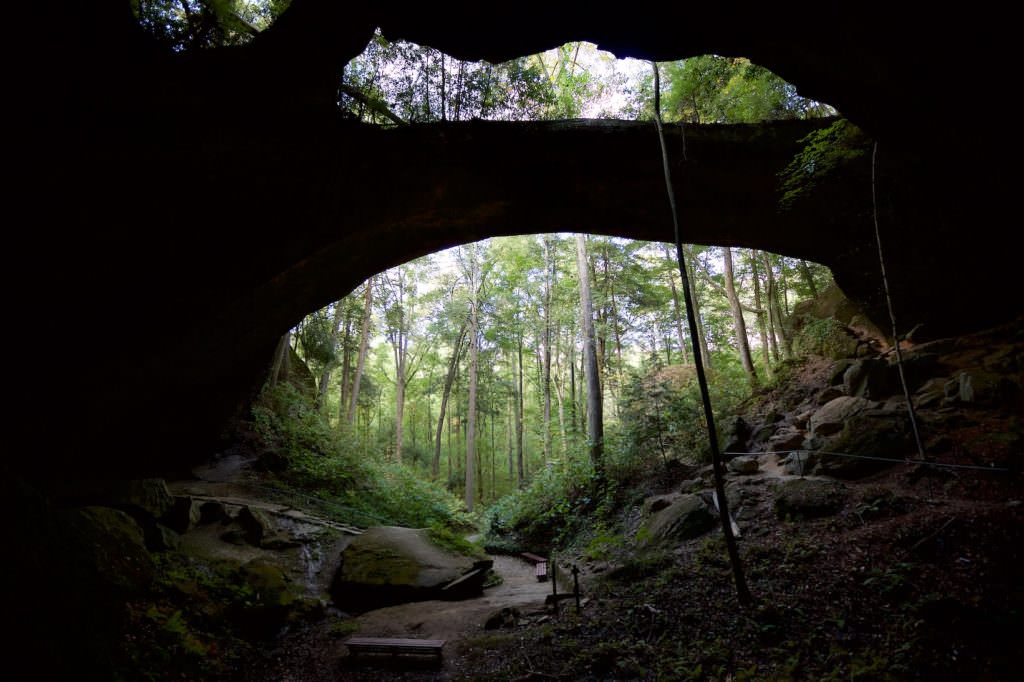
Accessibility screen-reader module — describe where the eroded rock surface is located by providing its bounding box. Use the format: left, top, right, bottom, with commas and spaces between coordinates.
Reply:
330, 526, 491, 611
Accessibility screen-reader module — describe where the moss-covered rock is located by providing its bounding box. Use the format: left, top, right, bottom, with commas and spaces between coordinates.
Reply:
793, 317, 860, 359
817, 410, 913, 478
809, 396, 873, 436
60, 506, 155, 592
330, 526, 491, 611
643, 494, 715, 543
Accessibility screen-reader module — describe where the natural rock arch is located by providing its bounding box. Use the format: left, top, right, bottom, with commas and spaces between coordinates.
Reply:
16, 2, 1014, 475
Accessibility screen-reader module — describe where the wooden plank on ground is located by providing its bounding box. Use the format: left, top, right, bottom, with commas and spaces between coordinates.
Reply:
345, 637, 445, 657
521, 552, 547, 564
440, 568, 482, 591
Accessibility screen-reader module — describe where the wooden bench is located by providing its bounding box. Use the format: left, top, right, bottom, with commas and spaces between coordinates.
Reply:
345, 637, 445, 659
521, 552, 549, 582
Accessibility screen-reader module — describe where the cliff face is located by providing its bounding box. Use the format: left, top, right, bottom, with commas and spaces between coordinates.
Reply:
13, 4, 1016, 475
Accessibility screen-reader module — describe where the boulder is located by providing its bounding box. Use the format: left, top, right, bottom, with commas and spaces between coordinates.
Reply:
718, 415, 750, 455
809, 396, 874, 436
774, 479, 846, 519
59, 506, 154, 593
238, 506, 275, 546
234, 558, 301, 638
816, 410, 913, 478
727, 456, 760, 475
914, 378, 947, 409
749, 422, 778, 447
894, 351, 941, 392
56, 479, 175, 520
843, 359, 896, 399
643, 494, 715, 542
484, 607, 520, 630
767, 427, 806, 453
162, 495, 201, 534
815, 387, 845, 405
829, 359, 856, 386
678, 479, 702, 494
143, 522, 181, 552
643, 493, 681, 515
793, 410, 814, 429
330, 526, 492, 611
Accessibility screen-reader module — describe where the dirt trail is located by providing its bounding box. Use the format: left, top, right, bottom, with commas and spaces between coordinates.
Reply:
253, 555, 553, 681
353, 555, 552, 642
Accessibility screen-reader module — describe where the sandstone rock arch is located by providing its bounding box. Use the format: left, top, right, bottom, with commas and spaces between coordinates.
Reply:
17, 2, 1013, 474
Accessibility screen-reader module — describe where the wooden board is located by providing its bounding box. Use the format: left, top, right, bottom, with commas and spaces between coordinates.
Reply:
440, 568, 482, 591
345, 637, 445, 657
521, 552, 547, 564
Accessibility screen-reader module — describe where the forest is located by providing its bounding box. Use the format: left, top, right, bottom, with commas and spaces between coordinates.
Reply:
12, 4, 1022, 681
276, 235, 830, 510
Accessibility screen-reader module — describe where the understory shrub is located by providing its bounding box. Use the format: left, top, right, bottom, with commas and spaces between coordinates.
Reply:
250, 383, 470, 530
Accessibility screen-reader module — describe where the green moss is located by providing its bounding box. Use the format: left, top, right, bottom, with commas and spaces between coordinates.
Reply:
793, 318, 857, 359
328, 619, 360, 638
427, 524, 488, 560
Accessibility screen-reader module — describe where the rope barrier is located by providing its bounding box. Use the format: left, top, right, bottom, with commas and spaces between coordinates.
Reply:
722, 449, 1013, 473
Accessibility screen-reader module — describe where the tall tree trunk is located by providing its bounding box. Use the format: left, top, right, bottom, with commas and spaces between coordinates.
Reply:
578, 350, 586, 433
575, 234, 604, 477
317, 303, 345, 411
490, 405, 496, 494
340, 308, 354, 409
439, 52, 446, 122
347, 277, 374, 426
553, 332, 568, 458
780, 258, 791, 316
685, 246, 712, 369
269, 331, 290, 387
649, 319, 660, 367
465, 317, 478, 513
464, 250, 481, 512
723, 247, 758, 385
394, 342, 405, 463
507, 392, 514, 481
516, 333, 525, 487
569, 344, 577, 436
749, 251, 772, 371
798, 259, 819, 298
609, 288, 626, 418
434, 322, 467, 479
763, 252, 793, 359
664, 245, 690, 364
542, 236, 553, 464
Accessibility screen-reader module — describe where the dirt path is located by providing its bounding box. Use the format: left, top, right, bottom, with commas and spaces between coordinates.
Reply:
253, 555, 553, 681
353, 555, 551, 642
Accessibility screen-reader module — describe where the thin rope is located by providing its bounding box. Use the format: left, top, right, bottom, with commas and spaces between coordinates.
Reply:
651, 62, 751, 605
872, 142, 926, 460
722, 449, 1012, 473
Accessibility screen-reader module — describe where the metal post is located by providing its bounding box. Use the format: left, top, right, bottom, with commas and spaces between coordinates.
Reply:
572, 564, 581, 614
551, 553, 558, 616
